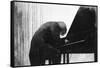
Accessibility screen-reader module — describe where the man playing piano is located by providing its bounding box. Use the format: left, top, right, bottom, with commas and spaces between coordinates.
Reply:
29, 21, 68, 66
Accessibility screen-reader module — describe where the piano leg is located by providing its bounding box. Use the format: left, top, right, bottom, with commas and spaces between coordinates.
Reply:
45, 60, 49, 65
61, 54, 64, 64
65, 53, 67, 63
61, 53, 68, 64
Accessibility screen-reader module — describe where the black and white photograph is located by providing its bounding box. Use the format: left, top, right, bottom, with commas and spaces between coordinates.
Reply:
11, 1, 97, 67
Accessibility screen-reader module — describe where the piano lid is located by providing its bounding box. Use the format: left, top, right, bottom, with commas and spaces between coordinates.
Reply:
66, 6, 97, 42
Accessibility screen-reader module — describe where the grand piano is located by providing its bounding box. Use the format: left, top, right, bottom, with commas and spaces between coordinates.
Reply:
60, 6, 97, 53
58, 6, 97, 63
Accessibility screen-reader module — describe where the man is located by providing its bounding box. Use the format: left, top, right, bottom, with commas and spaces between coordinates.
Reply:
29, 21, 67, 66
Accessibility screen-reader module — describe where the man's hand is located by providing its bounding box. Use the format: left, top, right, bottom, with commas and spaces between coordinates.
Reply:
65, 39, 69, 44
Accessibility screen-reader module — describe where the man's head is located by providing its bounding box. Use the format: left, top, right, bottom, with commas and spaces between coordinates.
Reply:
45, 21, 67, 37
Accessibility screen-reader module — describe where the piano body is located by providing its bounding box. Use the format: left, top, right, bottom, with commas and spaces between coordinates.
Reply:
60, 6, 97, 53
58, 6, 97, 64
